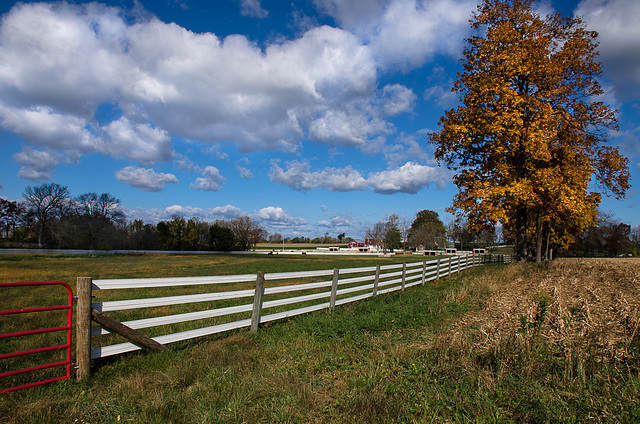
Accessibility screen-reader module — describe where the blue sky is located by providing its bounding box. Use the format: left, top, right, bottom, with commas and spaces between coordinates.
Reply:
0, 0, 638, 239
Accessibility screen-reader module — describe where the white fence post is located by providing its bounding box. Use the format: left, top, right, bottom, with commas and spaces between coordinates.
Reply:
421, 261, 426, 285
329, 268, 339, 311
250, 271, 265, 333
436, 258, 441, 280
372, 264, 381, 295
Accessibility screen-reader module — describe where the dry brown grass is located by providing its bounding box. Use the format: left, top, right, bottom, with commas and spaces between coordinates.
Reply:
444, 258, 640, 365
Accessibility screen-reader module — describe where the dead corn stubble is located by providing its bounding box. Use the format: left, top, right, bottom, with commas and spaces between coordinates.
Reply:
442, 258, 640, 363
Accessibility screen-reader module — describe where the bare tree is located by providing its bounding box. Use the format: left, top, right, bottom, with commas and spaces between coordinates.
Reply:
228, 216, 264, 251
366, 221, 386, 251
22, 182, 71, 247
366, 215, 402, 252
73, 192, 125, 249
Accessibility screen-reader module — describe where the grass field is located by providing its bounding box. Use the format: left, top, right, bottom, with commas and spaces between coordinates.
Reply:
1, 255, 639, 423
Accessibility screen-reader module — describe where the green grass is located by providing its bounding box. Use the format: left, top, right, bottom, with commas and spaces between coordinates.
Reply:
0, 252, 420, 284
2, 256, 638, 423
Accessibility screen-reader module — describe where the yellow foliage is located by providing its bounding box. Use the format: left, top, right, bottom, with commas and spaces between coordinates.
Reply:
429, 0, 630, 258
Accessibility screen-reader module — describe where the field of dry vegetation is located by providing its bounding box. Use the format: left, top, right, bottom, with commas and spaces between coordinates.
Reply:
2, 256, 640, 423
445, 258, 640, 364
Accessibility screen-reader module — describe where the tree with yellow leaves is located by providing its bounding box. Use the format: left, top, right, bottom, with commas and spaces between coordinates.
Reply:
429, 0, 630, 262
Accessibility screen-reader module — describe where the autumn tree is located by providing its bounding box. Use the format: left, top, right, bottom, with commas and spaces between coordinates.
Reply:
429, 0, 630, 262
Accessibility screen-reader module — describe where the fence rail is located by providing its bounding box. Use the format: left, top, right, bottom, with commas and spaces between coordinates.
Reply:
76, 254, 486, 379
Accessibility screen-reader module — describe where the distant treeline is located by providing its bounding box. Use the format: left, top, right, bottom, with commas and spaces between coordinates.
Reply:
1, 182, 638, 256
0, 183, 348, 251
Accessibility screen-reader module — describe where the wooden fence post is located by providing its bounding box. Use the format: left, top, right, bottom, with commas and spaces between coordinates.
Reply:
76, 277, 92, 380
401, 263, 407, 292
421, 261, 426, 285
448, 257, 452, 277
251, 272, 265, 333
329, 268, 339, 311
372, 264, 381, 295
436, 258, 441, 280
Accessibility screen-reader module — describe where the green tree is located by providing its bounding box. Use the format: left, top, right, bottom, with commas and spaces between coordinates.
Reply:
157, 215, 189, 250
408, 210, 447, 250
208, 221, 236, 251
384, 214, 402, 252
429, 0, 630, 262
0, 198, 27, 241
128, 219, 160, 250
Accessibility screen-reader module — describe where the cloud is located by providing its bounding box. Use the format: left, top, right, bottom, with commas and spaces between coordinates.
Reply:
270, 160, 448, 194
165, 204, 243, 219
115, 166, 179, 191
269, 160, 368, 192
124, 204, 244, 222
253, 206, 308, 229
174, 153, 202, 173
13, 147, 64, 181
0, 104, 95, 151
576, 0, 640, 98
237, 166, 254, 179
383, 132, 432, 167
190, 166, 226, 191
314, 0, 478, 70
308, 83, 415, 150
424, 83, 458, 109
317, 212, 357, 228
102, 117, 172, 163
0, 1, 428, 178
367, 161, 448, 194
235, 157, 254, 178
236, 0, 268, 18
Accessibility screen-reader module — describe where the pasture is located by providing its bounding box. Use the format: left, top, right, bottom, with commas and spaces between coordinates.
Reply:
1, 255, 639, 422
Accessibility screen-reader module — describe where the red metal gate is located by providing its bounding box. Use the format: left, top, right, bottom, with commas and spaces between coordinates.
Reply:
0, 281, 73, 393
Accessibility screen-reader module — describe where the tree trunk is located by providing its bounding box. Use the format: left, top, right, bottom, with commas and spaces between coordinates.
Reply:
545, 227, 551, 261
536, 214, 542, 264
516, 206, 527, 260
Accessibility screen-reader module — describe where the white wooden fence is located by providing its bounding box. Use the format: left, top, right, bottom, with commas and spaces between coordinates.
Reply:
75, 255, 482, 378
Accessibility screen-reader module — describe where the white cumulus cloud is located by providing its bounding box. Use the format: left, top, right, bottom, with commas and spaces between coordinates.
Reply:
368, 161, 448, 194
190, 166, 226, 191
254, 206, 308, 229
314, 0, 478, 70
270, 160, 448, 194
13, 147, 64, 181
115, 166, 179, 192
0, 1, 423, 180
269, 160, 368, 192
